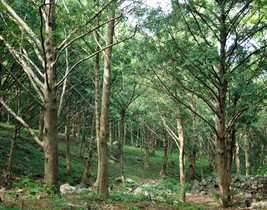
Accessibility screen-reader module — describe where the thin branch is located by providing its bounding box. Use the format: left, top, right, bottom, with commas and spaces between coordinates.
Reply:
0, 62, 44, 107
1, 0, 42, 49
0, 98, 43, 147
56, 25, 138, 87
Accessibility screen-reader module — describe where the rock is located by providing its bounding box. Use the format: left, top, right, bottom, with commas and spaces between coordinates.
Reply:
251, 200, 267, 209
200, 191, 207, 195
191, 179, 201, 192
186, 192, 193, 196
60, 183, 75, 195
64, 202, 89, 210
114, 177, 123, 185
126, 187, 133, 193
205, 176, 213, 184
110, 155, 118, 162
126, 178, 138, 186
16, 189, 24, 193
202, 179, 207, 186
126, 178, 136, 184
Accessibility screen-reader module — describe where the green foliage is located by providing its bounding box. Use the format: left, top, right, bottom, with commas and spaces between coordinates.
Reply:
256, 158, 267, 175
135, 177, 189, 204
0, 207, 20, 210
10, 176, 57, 198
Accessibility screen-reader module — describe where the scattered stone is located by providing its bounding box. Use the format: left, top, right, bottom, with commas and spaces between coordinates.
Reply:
191, 179, 201, 192
16, 189, 24, 193
64, 202, 89, 210
110, 155, 118, 162
114, 177, 123, 185
200, 191, 207, 195
251, 200, 267, 209
189, 175, 267, 208
60, 183, 75, 195
60, 183, 91, 195
126, 178, 138, 187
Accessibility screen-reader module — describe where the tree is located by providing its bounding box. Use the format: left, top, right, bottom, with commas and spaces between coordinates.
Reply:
93, 2, 116, 197
0, 0, 129, 188
138, 0, 267, 207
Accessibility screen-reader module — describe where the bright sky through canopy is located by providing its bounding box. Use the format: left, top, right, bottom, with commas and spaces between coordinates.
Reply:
145, 0, 172, 13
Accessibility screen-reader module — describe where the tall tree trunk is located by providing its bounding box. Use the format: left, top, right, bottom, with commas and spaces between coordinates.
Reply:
38, 110, 44, 141
65, 104, 71, 175
136, 129, 139, 147
244, 133, 250, 176
144, 141, 150, 169
188, 110, 196, 182
76, 115, 80, 143
109, 122, 113, 152
216, 5, 233, 207
199, 136, 204, 180
235, 139, 240, 175
177, 107, 185, 202
118, 110, 126, 183
93, 8, 115, 196
92, 8, 101, 188
161, 126, 167, 176
81, 114, 95, 185
42, 1, 58, 187
123, 123, 126, 145
7, 124, 20, 178
130, 126, 133, 146
80, 115, 86, 158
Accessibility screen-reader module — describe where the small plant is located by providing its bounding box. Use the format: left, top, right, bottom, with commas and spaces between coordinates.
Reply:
256, 157, 267, 175
0, 206, 20, 210
121, 201, 139, 210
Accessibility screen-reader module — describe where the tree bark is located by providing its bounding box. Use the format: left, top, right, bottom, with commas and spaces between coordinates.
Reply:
93, 7, 115, 196
7, 124, 20, 177
109, 122, 113, 152
235, 139, 240, 176
144, 139, 150, 169
188, 110, 196, 182
244, 133, 250, 177
177, 107, 185, 202
80, 115, 86, 158
42, 1, 58, 187
81, 114, 95, 185
118, 110, 126, 183
65, 103, 71, 175
161, 126, 167, 176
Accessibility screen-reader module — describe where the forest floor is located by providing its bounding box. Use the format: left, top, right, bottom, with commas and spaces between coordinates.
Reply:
0, 186, 221, 210
0, 123, 252, 209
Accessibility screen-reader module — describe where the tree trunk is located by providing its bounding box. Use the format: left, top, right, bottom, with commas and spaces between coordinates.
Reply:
136, 129, 139, 147
235, 139, 240, 176
92, 11, 101, 189
38, 110, 44, 141
177, 107, 185, 202
123, 123, 126, 145
199, 136, 204, 180
131, 126, 133, 146
65, 104, 71, 175
118, 110, 126, 183
7, 124, 20, 177
76, 115, 80, 143
244, 133, 250, 177
188, 111, 196, 182
42, 1, 58, 187
93, 8, 115, 196
81, 114, 95, 185
144, 142, 150, 169
80, 115, 86, 158
161, 126, 167, 176
109, 122, 113, 152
